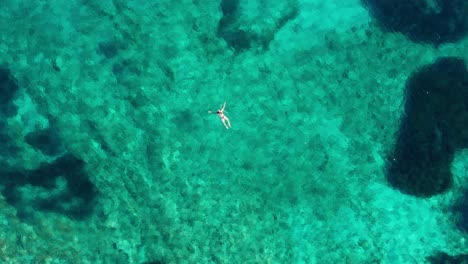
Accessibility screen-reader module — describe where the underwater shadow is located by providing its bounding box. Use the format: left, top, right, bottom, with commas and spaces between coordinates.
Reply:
361, 0, 468, 45
386, 57, 468, 197
0, 154, 97, 221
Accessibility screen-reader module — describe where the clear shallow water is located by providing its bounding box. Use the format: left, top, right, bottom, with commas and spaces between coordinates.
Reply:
0, 0, 467, 263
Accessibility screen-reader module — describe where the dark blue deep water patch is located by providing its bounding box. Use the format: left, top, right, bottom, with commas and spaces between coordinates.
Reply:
454, 189, 468, 234
387, 57, 468, 197
25, 123, 64, 156
0, 154, 97, 220
427, 251, 468, 263
217, 0, 252, 52
0, 66, 19, 116
362, 0, 468, 45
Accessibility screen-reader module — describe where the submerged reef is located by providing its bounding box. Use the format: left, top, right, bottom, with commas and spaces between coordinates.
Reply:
387, 57, 468, 197
362, 0, 468, 45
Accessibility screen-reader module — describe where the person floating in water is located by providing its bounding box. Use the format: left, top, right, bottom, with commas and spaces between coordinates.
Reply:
209, 102, 231, 129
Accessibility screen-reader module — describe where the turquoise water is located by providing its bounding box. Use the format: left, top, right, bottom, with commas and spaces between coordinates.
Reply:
0, 0, 467, 263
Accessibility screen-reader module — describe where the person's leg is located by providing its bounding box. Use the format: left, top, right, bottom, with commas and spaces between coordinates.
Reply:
224, 117, 231, 129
